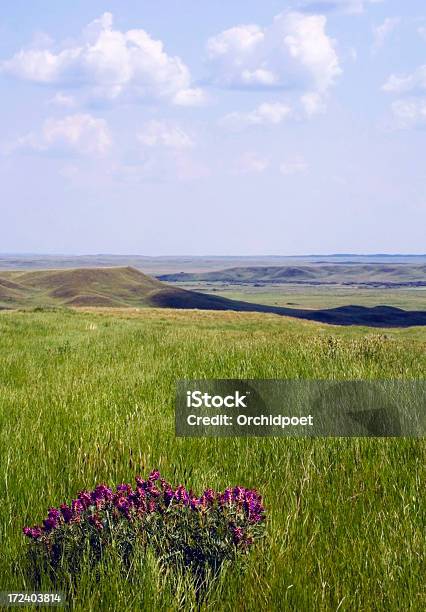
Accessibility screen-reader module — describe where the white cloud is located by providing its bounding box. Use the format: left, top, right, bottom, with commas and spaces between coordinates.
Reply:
207, 25, 264, 59
372, 18, 400, 52
390, 99, 426, 129
1, 12, 203, 106
132, 120, 207, 182
280, 156, 308, 175
383, 65, 426, 95
173, 88, 207, 107
382, 45, 426, 129
294, 0, 384, 15
14, 113, 112, 156
48, 92, 76, 108
206, 11, 341, 95
233, 152, 269, 175
221, 102, 292, 128
301, 91, 326, 116
418, 26, 426, 41
138, 121, 194, 149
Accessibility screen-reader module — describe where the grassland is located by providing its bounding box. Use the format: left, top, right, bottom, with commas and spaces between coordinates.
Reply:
1, 267, 426, 328
159, 262, 426, 286
0, 307, 425, 611
172, 281, 426, 311
2, 254, 425, 275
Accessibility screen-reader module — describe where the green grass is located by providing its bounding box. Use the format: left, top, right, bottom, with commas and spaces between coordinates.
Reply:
0, 308, 425, 611
177, 282, 426, 311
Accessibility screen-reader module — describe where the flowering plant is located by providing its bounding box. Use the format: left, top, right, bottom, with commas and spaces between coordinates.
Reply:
24, 471, 266, 579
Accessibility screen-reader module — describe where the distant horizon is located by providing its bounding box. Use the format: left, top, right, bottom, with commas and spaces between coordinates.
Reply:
1, 252, 426, 258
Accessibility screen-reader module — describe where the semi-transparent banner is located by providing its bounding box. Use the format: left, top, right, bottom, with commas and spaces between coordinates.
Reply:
176, 380, 426, 437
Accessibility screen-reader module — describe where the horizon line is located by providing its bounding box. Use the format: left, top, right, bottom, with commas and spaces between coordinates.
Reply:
1, 252, 426, 258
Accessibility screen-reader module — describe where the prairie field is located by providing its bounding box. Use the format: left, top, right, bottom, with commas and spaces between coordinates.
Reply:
0, 307, 425, 611
171, 282, 426, 311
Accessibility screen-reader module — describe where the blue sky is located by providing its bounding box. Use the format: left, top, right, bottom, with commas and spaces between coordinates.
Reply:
0, 0, 425, 255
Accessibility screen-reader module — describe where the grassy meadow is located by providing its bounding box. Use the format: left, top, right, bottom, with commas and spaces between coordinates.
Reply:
175, 281, 426, 311
0, 307, 425, 610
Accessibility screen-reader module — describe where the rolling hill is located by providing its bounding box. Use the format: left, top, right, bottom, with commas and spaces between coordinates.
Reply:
0, 267, 181, 309
1, 254, 426, 275
158, 264, 426, 287
0, 266, 426, 327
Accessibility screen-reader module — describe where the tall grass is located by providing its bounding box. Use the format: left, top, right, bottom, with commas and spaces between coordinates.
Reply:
0, 308, 425, 610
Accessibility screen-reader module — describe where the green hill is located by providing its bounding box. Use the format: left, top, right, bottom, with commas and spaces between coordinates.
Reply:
1, 266, 426, 328
158, 263, 426, 287
0, 267, 187, 309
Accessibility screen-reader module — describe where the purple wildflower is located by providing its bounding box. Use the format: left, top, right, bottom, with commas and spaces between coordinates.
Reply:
77, 491, 92, 510
220, 488, 233, 505
92, 484, 113, 503
23, 526, 42, 539
60, 504, 73, 523
163, 487, 174, 505
231, 526, 244, 544
175, 485, 189, 504
200, 489, 216, 507
233, 487, 245, 503
190, 497, 200, 510
114, 496, 130, 512
22, 471, 266, 570
43, 517, 58, 532
71, 499, 84, 514
116, 483, 132, 495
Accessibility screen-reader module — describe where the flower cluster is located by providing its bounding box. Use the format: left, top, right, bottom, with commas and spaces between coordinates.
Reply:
23, 471, 265, 577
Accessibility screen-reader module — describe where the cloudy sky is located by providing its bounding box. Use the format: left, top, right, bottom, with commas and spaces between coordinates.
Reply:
1, 0, 425, 255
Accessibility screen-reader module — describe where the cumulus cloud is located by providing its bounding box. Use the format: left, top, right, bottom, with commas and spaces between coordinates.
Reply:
137, 121, 194, 149
0, 12, 204, 106
13, 113, 112, 156
294, 0, 384, 15
220, 102, 292, 128
372, 17, 400, 52
233, 152, 269, 175
206, 11, 341, 95
383, 65, 426, 95
389, 99, 426, 129
382, 43, 426, 129
280, 156, 308, 175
